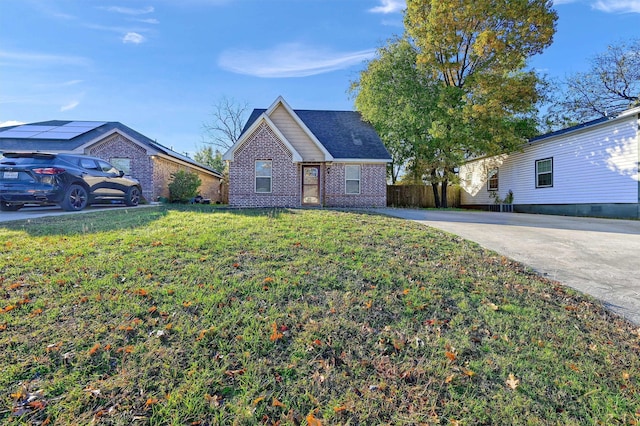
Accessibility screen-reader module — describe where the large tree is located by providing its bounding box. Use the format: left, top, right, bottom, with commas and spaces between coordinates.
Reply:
402, 0, 556, 206
202, 96, 249, 151
350, 38, 438, 185
547, 38, 640, 125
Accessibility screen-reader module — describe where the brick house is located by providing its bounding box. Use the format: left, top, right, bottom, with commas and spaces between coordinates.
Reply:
0, 121, 224, 202
223, 97, 391, 208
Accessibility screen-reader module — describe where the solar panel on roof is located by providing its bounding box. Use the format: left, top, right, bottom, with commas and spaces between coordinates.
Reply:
0, 130, 42, 138
5, 125, 57, 132
40, 132, 85, 139
62, 121, 106, 128
0, 121, 106, 140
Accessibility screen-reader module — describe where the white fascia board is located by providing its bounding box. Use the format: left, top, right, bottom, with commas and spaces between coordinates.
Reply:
77, 128, 159, 156
266, 96, 334, 161
222, 113, 303, 163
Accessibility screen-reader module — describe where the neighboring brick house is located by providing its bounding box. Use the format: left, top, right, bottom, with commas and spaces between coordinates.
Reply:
223, 97, 391, 208
0, 121, 223, 202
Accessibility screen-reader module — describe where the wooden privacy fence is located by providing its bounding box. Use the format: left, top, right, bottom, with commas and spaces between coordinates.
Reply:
387, 185, 460, 208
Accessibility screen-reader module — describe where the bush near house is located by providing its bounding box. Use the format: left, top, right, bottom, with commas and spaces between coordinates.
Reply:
168, 170, 202, 203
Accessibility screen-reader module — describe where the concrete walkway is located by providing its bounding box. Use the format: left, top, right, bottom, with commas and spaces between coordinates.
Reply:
373, 208, 640, 325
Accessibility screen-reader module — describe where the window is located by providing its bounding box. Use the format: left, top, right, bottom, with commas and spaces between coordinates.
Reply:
487, 168, 499, 191
79, 158, 99, 170
255, 160, 272, 193
535, 158, 553, 188
345, 165, 361, 194
110, 158, 131, 174
97, 160, 119, 174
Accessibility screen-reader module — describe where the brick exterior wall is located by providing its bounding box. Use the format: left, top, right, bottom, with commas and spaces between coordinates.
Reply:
228, 123, 388, 208
87, 133, 221, 203
324, 163, 387, 208
152, 156, 222, 202
228, 123, 300, 207
87, 134, 153, 200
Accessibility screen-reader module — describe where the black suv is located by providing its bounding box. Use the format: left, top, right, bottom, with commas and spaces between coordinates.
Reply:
0, 152, 142, 211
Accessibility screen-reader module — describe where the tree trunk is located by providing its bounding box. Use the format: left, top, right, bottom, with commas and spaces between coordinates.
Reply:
430, 169, 441, 208
441, 179, 449, 209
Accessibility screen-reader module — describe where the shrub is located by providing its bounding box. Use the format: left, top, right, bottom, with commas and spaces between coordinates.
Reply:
168, 170, 201, 203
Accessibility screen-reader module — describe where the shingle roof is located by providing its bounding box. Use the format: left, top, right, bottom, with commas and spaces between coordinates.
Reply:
242, 109, 391, 161
0, 121, 222, 176
528, 115, 611, 144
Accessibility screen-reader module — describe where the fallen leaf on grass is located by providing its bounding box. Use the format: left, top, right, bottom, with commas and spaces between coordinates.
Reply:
46, 342, 63, 352
462, 369, 475, 377
225, 368, 245, 377
88, 343, 101, 356
145, 398, 159, 408
506, 373, 520, 390
272, 398, 286, 408
445, 351, 456, 361
270, 322, 284, 341
306, 412, 322, 426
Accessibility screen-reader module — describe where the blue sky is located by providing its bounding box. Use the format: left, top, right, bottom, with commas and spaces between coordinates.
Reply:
1, 0, 639, 157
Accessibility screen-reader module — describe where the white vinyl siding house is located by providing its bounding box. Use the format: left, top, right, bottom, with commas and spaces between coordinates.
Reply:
460, 107, 640, 219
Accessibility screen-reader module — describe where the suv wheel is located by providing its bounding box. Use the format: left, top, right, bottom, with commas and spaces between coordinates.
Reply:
61, 184, 88, 211
125, 186, 141, 206
0, 201, 22, 211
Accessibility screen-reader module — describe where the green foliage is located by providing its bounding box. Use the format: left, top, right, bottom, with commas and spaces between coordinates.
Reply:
352, 0, 557, 206
168, 169, 201, 202
351, 38, 438, 184
194, 145, 226, 173
0, 207, 638, 425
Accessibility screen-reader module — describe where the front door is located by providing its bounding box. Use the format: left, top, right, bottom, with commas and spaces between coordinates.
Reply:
302, 165, 320, 205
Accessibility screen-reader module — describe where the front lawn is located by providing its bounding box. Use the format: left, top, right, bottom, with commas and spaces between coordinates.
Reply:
0, 206, 638, 425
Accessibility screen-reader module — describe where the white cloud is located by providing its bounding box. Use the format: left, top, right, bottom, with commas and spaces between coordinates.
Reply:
369, 0, 405, 14
0, 50, 89, 67
592, 0, 640, 13
60, 100, 80, 112
123, 32, 146, 44
134, 18, 160, 24
0, 120, 24, 128
101, 6, 155, 15
218, 43, 376, 78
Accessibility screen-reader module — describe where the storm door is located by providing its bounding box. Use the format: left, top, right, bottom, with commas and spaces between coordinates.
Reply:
302, 165, 320, 205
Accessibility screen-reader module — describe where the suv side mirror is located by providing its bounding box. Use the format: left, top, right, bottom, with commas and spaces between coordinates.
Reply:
118, 170, 125, 177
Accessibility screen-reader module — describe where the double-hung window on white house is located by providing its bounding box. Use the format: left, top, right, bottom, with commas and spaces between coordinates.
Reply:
255, 160, 272, 193
345, 165, 361, 194
487, 168, 499, 191
535, 158, 553, 188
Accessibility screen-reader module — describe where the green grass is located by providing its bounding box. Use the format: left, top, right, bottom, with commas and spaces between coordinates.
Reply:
0, 206, 638, 425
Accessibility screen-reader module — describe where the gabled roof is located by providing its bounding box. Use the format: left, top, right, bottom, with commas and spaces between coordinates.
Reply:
233, 96, 391, 162
0, 121, 223, 177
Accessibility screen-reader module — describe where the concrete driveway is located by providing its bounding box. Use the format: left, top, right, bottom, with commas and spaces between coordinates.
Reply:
0, 203, 158, 223
374, 208, 640, 325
